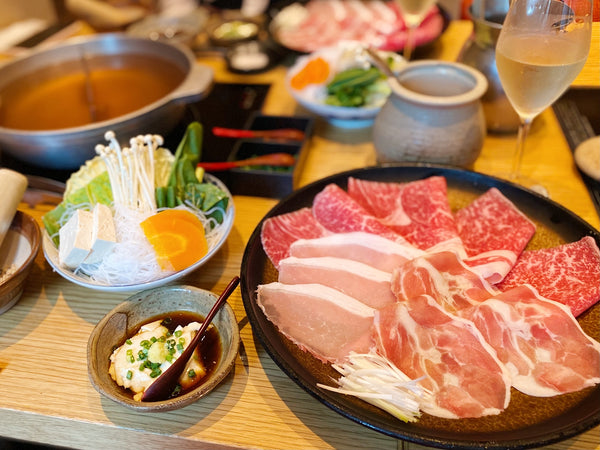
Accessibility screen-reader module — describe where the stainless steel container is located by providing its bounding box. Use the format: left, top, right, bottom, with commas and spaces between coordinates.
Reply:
0, 34, 213, 169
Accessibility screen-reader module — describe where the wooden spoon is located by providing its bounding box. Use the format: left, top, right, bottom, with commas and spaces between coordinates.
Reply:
141, 276, 240, 402
197, 153, 296, 171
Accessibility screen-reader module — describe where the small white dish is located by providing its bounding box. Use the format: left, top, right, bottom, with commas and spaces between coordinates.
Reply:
574, 136, 600, 181
286, 41, 405, 128
42, 174, 235, 293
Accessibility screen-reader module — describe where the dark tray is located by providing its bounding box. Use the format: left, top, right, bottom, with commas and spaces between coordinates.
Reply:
225, 113, 314, 198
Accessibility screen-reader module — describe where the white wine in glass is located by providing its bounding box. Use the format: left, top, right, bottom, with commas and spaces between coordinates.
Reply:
395, 0, 437, 60
495, 0, 592, 191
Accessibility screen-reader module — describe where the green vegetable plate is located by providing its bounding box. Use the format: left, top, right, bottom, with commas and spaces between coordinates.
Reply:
286, 41, 406, 129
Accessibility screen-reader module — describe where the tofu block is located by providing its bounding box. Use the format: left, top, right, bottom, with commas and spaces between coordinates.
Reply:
86, 203, 117, 265
58, 209, 93, 270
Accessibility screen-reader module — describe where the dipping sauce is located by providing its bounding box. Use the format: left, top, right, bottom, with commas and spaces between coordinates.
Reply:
0, 55, 186, 131
109, 311, 221, 401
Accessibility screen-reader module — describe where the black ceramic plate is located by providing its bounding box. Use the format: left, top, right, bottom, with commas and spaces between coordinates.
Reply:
240, 164, 600, 449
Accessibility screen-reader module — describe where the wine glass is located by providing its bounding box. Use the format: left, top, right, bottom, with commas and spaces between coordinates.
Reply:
395, 0, 437, 60
495, 0, 592, 192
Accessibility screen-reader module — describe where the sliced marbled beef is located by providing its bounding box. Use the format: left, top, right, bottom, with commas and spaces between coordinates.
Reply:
261, 207, 329, 269
312, 183, 412, 245
347, 176, 466, 255
455, 188, 536, 284
497, 236, 600, 316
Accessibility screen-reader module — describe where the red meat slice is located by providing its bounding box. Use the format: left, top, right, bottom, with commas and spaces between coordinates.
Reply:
256, 282, 375, 363
289, 231, 425, 273
347, 176, 465, 255
278, 256, 396, 309
391, 251, 499, 313
373, 295, 511, 418
497, 236, 600, 316
455, 188, 536, 284
312, 183, 412, 245
261, 207, 329, 269
461, 285, 600, 396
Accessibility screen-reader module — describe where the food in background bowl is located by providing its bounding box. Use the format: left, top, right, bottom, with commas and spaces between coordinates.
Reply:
270, 0, 445, 53
286, 41, 405, 128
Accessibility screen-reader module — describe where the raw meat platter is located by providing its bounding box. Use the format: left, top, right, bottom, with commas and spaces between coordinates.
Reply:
268, 0, 450, 54
240, 164, 600, 449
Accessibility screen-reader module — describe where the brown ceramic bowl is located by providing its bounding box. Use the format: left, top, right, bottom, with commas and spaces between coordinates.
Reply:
0, 211, 41, 314
87, 285, 240, 412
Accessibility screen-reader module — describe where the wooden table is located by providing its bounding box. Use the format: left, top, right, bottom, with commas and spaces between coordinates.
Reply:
1, 21, 599, 450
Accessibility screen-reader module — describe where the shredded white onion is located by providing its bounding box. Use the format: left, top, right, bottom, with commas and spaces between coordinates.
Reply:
77, 204, 165, 285
318, 351, 432, 423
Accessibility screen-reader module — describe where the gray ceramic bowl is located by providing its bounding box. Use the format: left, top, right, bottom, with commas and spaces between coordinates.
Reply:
0, 211, 41, 314
87, 285, 239, 412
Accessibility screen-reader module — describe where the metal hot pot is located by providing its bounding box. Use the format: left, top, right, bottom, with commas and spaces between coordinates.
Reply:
0, 33, 213, 169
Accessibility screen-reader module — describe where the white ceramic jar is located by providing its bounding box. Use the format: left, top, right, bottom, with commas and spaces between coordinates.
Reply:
373, 60, 488, 167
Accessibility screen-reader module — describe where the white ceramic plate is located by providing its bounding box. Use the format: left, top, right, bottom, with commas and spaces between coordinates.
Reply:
43, 174, 235, 293
286, 41, 405, 128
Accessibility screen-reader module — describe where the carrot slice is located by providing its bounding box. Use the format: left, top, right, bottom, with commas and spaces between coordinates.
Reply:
290, 57, 330, 90
141, 209, 208, 271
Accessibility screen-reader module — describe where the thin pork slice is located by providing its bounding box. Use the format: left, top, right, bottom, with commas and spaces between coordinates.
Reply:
278, 256, 396, 309
256, 282, 375, 363
289, 231, 425, 272
497, 236, 600, 317
461, 285, 600, 396
312, 183, 412, 245
373, 295, 511, 419
347, 176, 466, 255
391, 251, 499, 312
454, 188, 536, 284
261, 207, 329, 269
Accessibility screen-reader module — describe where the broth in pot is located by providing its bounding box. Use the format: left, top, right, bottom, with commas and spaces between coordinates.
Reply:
0, 55, 186, 131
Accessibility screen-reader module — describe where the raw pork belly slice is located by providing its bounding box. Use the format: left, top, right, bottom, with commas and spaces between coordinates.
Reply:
455, 188, 536, 284
461, 285, 600, 396
497, 236, 600, 317
278, 256, 396, 309
256, 282, 375, 363
289, 231, 425, 272
347, 176, 465, 255
373, 295, 511, 419
312, 183, 411, 245
261, 207, 329, 269
391, 251, 499, 312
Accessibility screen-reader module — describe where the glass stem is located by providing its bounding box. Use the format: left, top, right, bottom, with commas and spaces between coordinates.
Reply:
403, 25, 415, 61
510, 117, 532, 181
